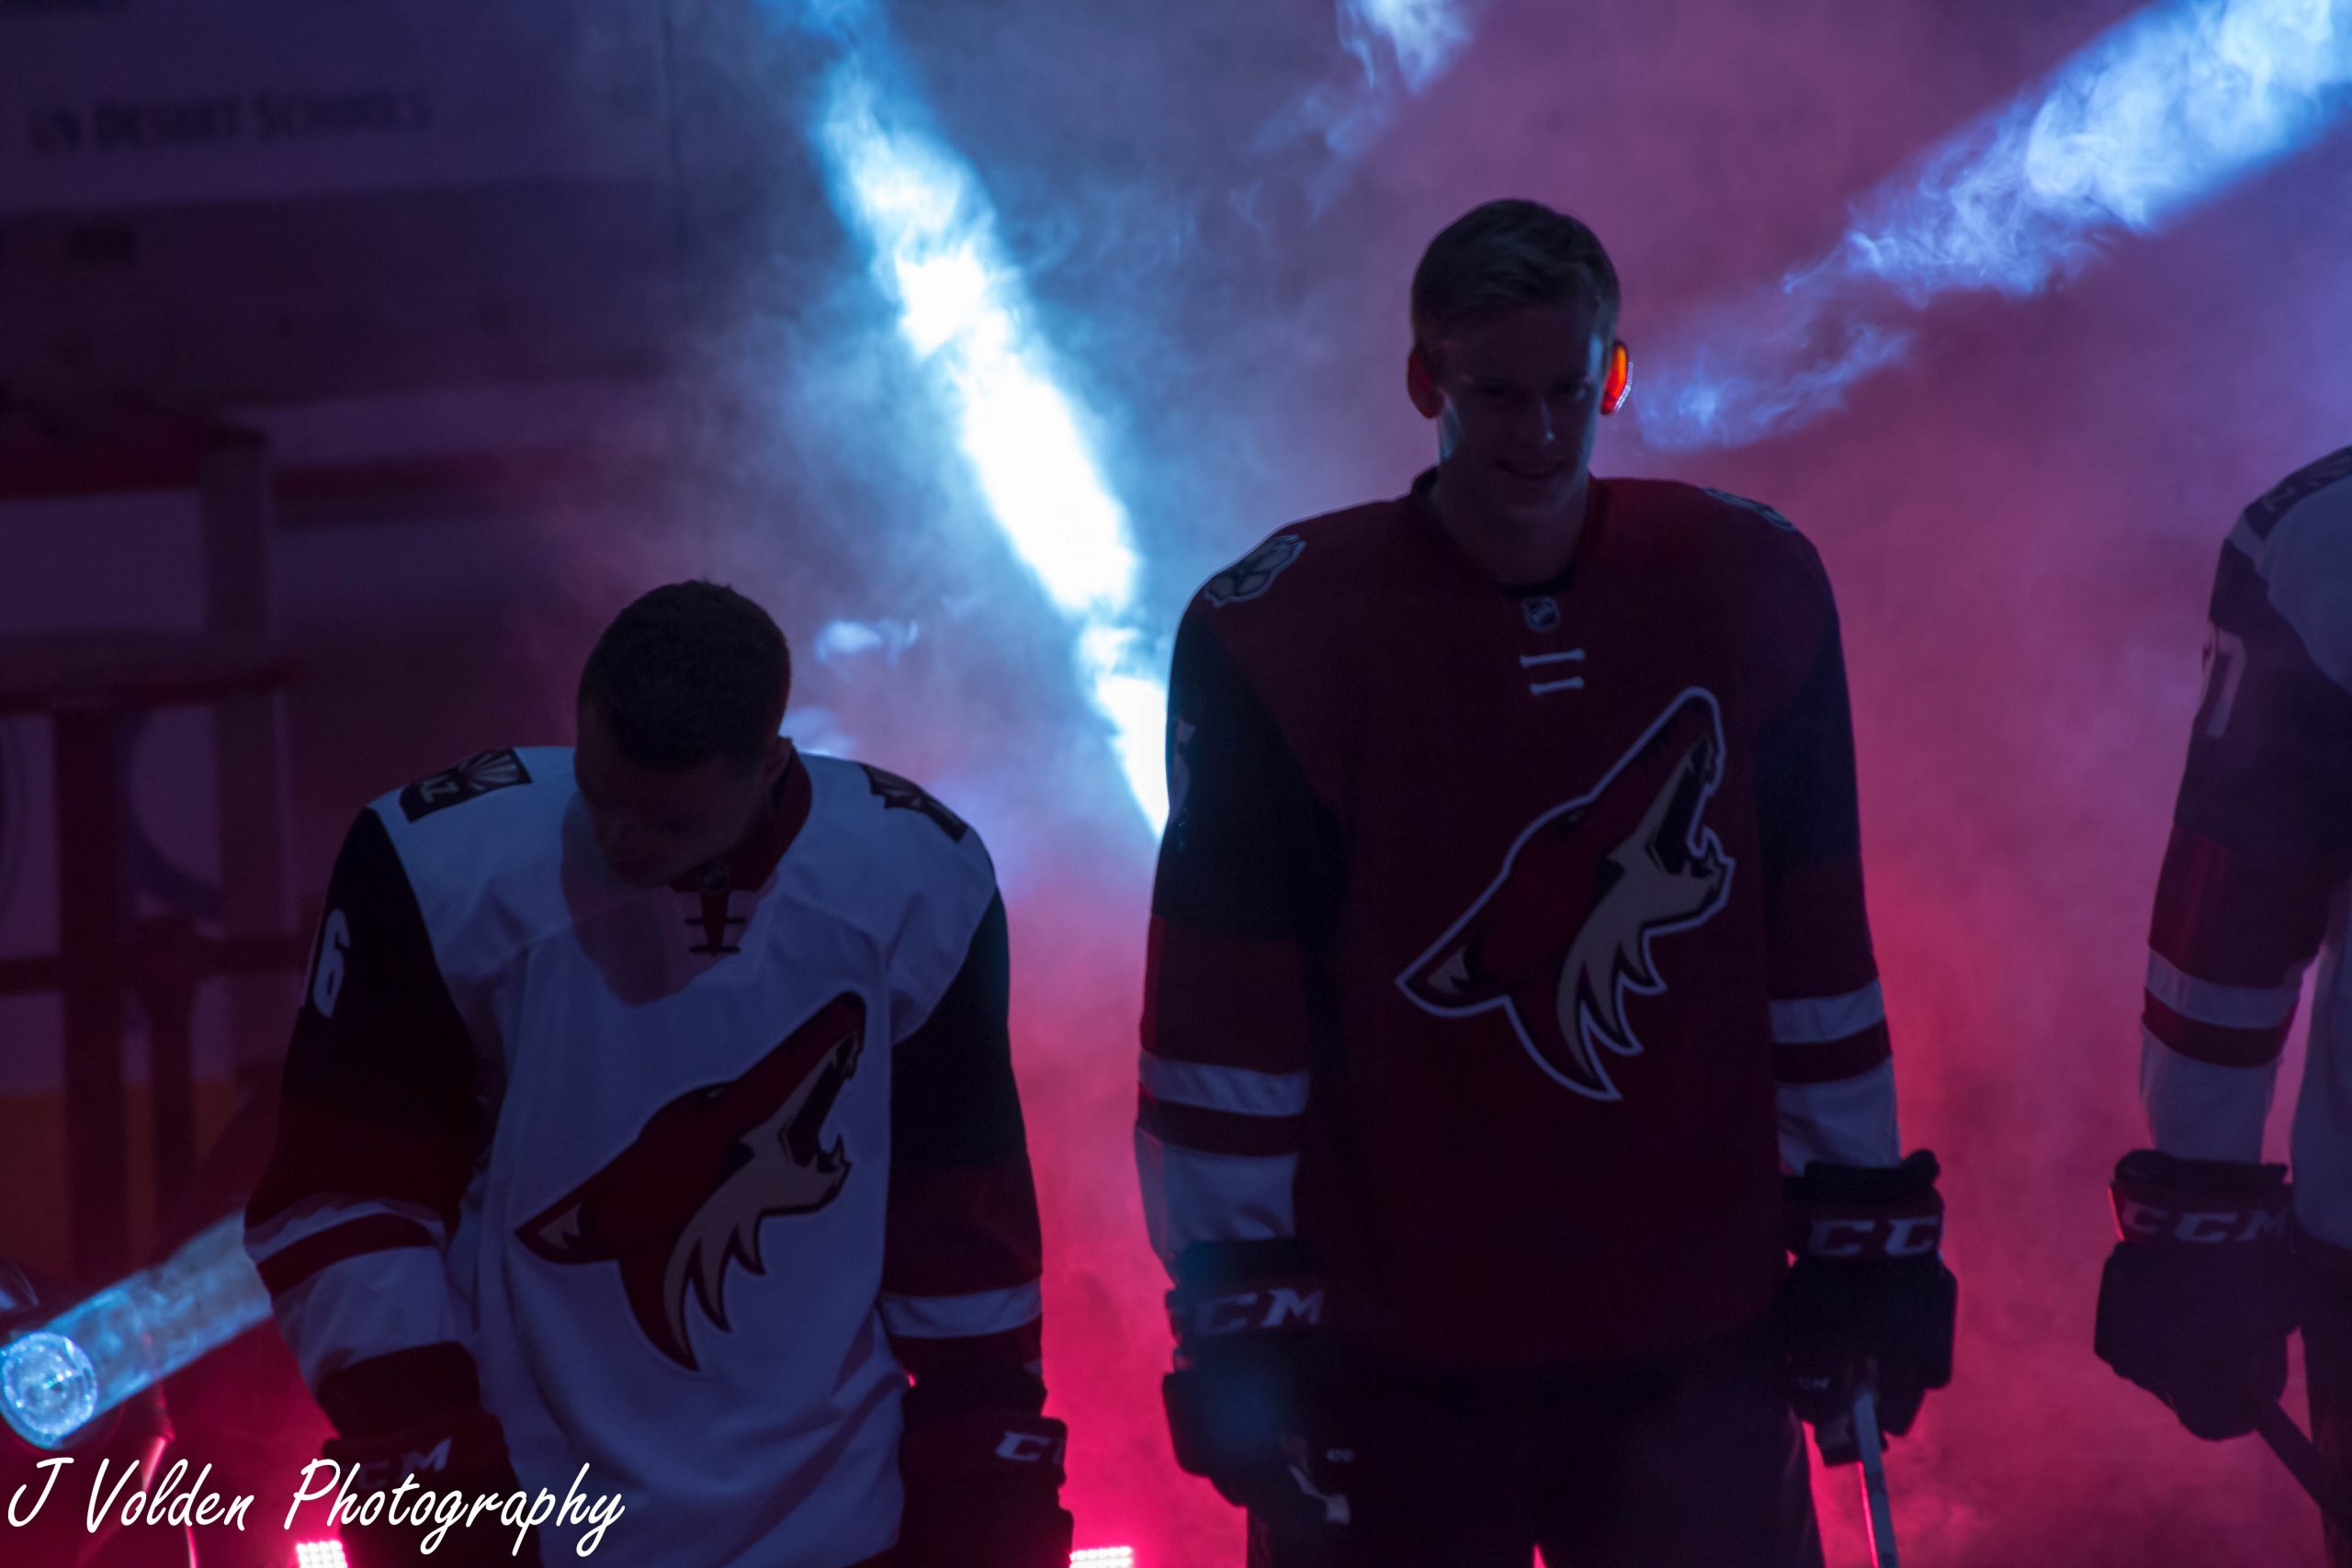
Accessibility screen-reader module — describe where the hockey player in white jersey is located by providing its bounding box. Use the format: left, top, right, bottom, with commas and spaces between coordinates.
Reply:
2097, 447, 2352, 1565
244, 581, 1073, 1568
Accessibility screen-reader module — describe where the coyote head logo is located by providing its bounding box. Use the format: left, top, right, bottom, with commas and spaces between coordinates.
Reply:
518, 992, 865, 1369
1398, 691, 1733, 1101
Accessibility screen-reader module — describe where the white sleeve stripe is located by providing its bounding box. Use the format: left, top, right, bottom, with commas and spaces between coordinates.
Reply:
245, 1196, 448, 1261
1138, 1055, 1312, 1116
1768, 982, 1885, 1045
878, 1282, 1044, 1340
2144, 950, 2302, 1028
271, 1249, 463, 1392
2141, 1027, 2278, 1164
1135, 1126, 1298, 1273
1776, 1059, 1901, 1172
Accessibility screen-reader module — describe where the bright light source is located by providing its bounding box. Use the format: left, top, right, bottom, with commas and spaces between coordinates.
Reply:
1070, 1550, 1136, 1568
1, 1216, 270, 1449
775, 1, 1168, 829
1644, 0, 2352, 449
293, 1542, 348, 1568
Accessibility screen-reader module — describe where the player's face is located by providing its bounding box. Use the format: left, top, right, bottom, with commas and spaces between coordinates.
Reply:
1416, 301, 1611, 526
574, 703, 779, 888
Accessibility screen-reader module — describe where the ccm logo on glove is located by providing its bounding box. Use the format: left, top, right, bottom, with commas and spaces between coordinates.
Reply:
1169, 1281, 1324, 1339
993, 1429, 1063, 1463
1797, 1213, 1943, 1259
2112, 1195, 2287, 1247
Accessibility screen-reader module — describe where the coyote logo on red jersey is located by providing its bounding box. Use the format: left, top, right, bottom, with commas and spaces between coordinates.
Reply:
1398, 691, 1733, 1101
518, 992, 865, 1369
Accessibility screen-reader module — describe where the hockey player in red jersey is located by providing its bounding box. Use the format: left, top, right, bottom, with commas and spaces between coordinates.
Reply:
244, 581, 1072, 1568
1138, 200, 1956, 1567
2097, 446, 2352, 1564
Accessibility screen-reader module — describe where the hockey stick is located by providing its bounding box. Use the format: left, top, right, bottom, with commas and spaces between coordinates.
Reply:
1850, 1383, 1901, 1568
2254, 1397, 2352, 1537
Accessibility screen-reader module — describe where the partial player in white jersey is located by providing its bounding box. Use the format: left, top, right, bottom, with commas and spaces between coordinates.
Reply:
2097, 447, 2352, 1563
243, 582, 1073, 1568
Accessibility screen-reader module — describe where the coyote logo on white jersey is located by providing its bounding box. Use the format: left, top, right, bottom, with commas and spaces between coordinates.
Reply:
518, 992, 865, 1369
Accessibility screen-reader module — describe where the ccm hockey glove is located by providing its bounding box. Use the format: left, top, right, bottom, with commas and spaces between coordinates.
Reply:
1161, 1239, 1352, 1535
2096, 1149, 2294, 1440
1782, 1150, 1957, 1464
896, 1361, 1073, 1568
314, 1348, 540, 1568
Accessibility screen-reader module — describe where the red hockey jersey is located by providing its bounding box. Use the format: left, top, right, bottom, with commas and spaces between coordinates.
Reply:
1138, 471, 1903, 1367
245, 745, 1047, 1567
2142, 446, 2352, 1251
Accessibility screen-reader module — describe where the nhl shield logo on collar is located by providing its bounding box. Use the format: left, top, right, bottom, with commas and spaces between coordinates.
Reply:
1521, 595, 1561, 632
1204, 535, 1305, 606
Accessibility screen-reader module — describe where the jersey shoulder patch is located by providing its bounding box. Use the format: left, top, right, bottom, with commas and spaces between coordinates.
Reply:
1204, 533, 1306, 607
2243, 446, 2352, 543
399, 748, 534, 822
859, 763, 969, 843
2229, 457, 2352, 696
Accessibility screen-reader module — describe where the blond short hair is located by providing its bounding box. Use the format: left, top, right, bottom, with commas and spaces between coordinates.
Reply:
1410, 199, 1622, 357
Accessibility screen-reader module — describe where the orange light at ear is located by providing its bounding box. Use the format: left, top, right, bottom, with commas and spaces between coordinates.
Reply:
1601, 341, 1632, 415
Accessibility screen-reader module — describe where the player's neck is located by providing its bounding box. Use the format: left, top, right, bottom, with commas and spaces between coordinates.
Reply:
1428, 469, 1591, 587
678, 747, 802, 893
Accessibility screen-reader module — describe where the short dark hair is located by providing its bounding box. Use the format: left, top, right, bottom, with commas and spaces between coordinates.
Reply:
1410, 199, 1622, 354
577, 581, 790, 770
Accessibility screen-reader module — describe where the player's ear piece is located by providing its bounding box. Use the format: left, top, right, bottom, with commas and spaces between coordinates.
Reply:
1407, 344, 1443, 420
1601, 341, 1632, 417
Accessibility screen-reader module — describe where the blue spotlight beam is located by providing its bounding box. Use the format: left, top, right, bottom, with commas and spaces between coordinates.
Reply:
1, 1216, 270, 1450
774, 0, 1169, 828
1341, 0, 1473, 92
1644, 0, 2352, 451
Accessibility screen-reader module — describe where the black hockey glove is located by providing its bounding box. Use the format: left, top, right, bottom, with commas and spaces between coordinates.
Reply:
1782, 1150, 1957, 1465
1161, 1239, 1352, 1536
315, 1348, 540, 1568
2095, 1149, 2294, 1440
896, 1361, 1073, 1568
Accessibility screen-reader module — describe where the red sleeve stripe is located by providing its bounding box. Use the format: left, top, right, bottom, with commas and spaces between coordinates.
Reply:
245, 1102, 473, 1232
2143, 993, 2292, 1068
879, 1280, 1043, 1340
1143, 917, 1317, 1074
889, 1322, 1045, 1381
253, 1214, 438, 1298
1137, 1089, 1305, 1157
2144, 950, 2301, 1029
1772, 1021, 1892, 1086
1768, 981, 1884, 1044
2151, 829, 2335, 986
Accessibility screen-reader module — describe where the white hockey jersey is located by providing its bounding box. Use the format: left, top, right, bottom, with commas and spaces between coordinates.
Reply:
245, 745, 1048, 1567
2142, 447, 2352, 1250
